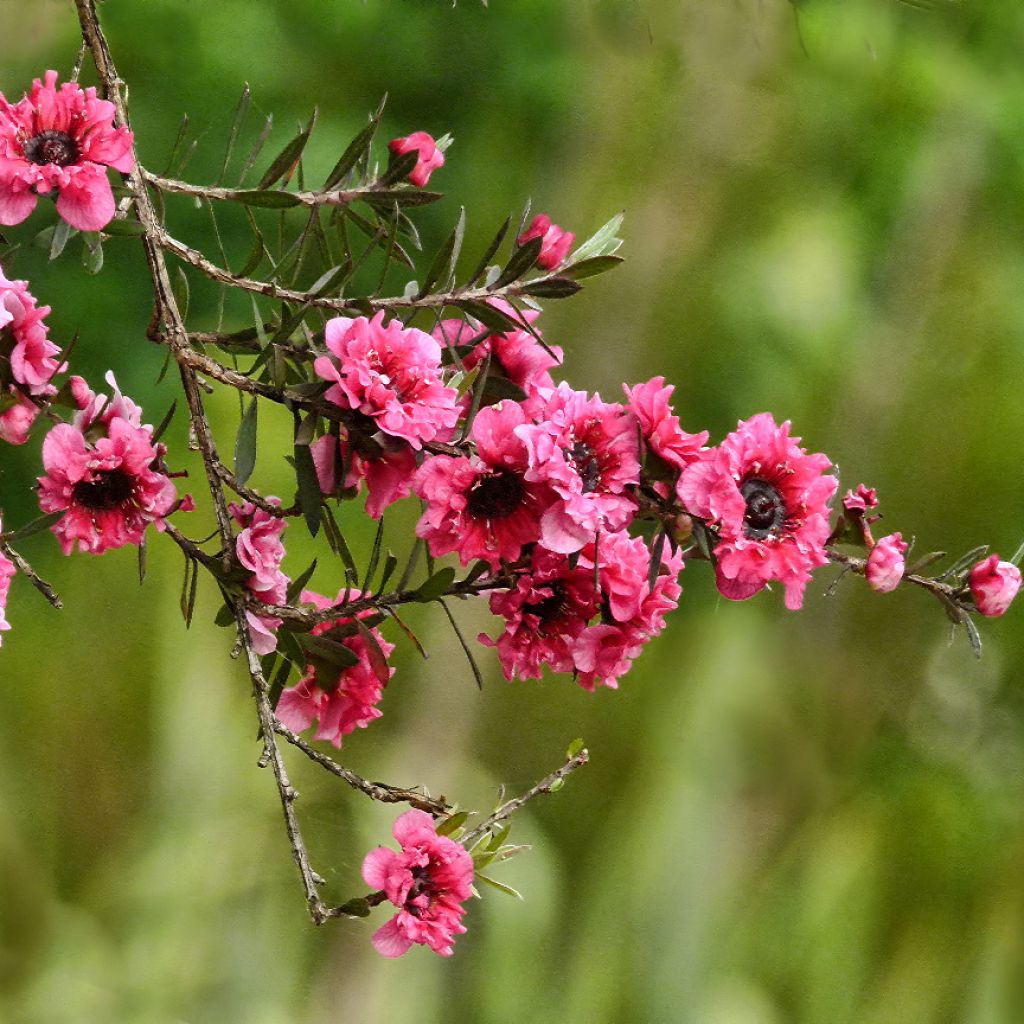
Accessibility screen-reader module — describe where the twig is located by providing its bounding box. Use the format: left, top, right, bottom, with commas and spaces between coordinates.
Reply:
1, 543, 63, 609
826, 548, 969, 607
461, 748, 590, 848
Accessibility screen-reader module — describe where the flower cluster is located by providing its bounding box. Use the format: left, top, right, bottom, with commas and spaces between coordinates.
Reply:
0, 268, 62, 444
230, 500, 290, 656
362, 810, 474, 957
0, 70, 134, 232
276, 589, 394, 748
38, 374, 178, 555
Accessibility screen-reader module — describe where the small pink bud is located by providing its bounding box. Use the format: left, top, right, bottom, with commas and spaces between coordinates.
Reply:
969, 555, 1021, 617
843, 484, 878, 514
388, 132, 445, 188
517, 213, 575, 270
866, 532, 907, 593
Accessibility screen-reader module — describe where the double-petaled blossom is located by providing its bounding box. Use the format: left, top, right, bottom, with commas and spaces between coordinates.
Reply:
480, 546, 598, 681
865, 532, 907, 593
516, 384, 640, 553
0, 268, 62, 444
37, 375, 178, 555
388, 132, 445, 188
0, 70, 134, 231
0, 520, 13, 646
229, 500, 289, 655
310, 431, 417, 520
842, 484, 878, 514
517, 213, 575, 270
362, 809, 474, 958
678, 413, 837, 610
313, 311, 459, 450
969, 555, 1021, 618
415, 401, 549, 569
276, 589, 394, 748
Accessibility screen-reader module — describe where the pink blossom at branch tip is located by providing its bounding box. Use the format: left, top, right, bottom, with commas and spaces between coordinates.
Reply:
310, 432, 417, 519
0, 523, 14, 646
515, 383, 639, 553
68, 371, 144, 431
313, 311, 459, 450
37, 380, 178, 556
229, 500, 289, 655
362, 809, 474, 957
0, 268, 62, 444
0, 70, 134, 231
865, 532, 907, 593
388, 131, 445, 188
843, 483, 878, 514
678, 412, 836, 610
969, 555, 1021, 618
624, 376, 708, 475
275, 590, 394, 748
415, 400, 550, 568
517, 213, 575, 270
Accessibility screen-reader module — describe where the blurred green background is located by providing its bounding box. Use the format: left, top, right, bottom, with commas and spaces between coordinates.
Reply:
2, 0, 1024, 1021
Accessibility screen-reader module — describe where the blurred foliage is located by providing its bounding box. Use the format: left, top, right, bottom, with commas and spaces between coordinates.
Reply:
2, 0, 1024, 1021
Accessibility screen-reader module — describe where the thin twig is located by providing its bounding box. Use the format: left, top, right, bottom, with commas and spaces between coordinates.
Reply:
1, 543, 63, 609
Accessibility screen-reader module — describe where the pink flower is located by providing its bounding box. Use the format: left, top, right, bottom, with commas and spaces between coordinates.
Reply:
0, 70, 134, 231
517, 214, 575, 270
969, 555, 1022, 618
37, 387, 178, 555
865, 532, 907, 593
388, 132, 445, 188
362, 809, 474, 958
0, 524, 14, 645
0, 268, 62, 444
843, 484, 878, 513
229, 500, 289, 656
479, 546, 598, 681
313, 311, 459, 450
515, 384, 640, 553
678, 413, 837, 610
310, 432, 417, 519
415, 401, 549, 569
275, 589, 394, 747
624, 377, 708, 475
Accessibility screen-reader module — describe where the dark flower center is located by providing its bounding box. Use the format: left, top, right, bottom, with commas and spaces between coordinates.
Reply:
569, 441, 601, 494
405, 864, 438, 917
523, 581, 567, 624
466, 470, 525, 520
24, 130, 79, 168
741, 478, 786, 540
72, 469, 135, 511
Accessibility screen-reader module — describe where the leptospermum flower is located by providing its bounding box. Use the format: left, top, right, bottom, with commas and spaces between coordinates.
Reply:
516, 384, 640, 553
229, 500, 290, 656
678, 413, 837, 610
843, 484, 878, 514
969, 555, 1022, 618
310, 431, 417, 520
362, 809, 474, 958
276, 589, 394, 748
313, 311, 459, 450
0, 524, 14, 646
37, 374, 178, 555
415, 401, 550, 569
0, 268, 63, 444
865, 532, 907, 593
517, 213, 575, 270
388, 131, 445, 188
0, 70, 134, 231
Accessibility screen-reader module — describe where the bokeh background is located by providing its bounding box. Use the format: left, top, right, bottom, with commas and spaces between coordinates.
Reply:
2, 1, 1024, 1021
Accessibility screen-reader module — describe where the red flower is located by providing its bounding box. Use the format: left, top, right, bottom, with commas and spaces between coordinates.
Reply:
517, 213, 574, 270
969, 555, 1021, 618
865, 533, 907, 593
388, 132, 445, 188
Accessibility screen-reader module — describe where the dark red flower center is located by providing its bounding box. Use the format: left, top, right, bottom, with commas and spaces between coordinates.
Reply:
523, 581, 567, 624
569, 440, 601, 494
741, 478, 786, 540
466, 470, 525, 520
24, 130, 79, 168
73, 468, 135, 511
404, 864, 439, 917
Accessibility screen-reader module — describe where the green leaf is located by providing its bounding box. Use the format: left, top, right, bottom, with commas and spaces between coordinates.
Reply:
49, 219, 74, 259
81, 233, 104, 275
286, 559, 318, 604
417, 207, 466, 299
0, 510, 65, 544
356, 619, 392, 686
436, 811, 470, 837
377, 550, 399, 594
566, 737, 585, 759
334, 897, 372, 918
467, 215, 511, 286
491, 235, 543, 289
964, 614, 983, 659
173, 266, 190, 319
323, 102, 384, 190
557, 254, 624, 280
234, 397, 259, 487
299, 633, 361, 670
257, 109, 317, 189
101, 218, 146, 238
475, 873, 523, 899
218, 83, 251, 185
294, 442, 322, 536
377, 148, 419, 187
151, 400, 178, 444
412, 567, 457, 603
214, 602, 236, 628
362, 188, 443, 208
568, 211, 624, 263
648, 528, 667, 594
438, 598, 484, 689
520, 276, 582, 299
231, 189, 303, 209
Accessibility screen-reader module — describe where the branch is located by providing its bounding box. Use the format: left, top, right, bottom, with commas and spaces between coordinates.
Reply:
1, 543, 63, 609
826, 548, 970, 608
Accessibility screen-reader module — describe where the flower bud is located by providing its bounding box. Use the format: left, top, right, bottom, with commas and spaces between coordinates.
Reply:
969, 555, 1021, 617
865, 532, 907, 593
517, 213, 575, 270
388, 131, 445, 188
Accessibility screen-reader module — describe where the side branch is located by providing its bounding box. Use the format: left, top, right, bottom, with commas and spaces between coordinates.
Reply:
1, 543, 63, 609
